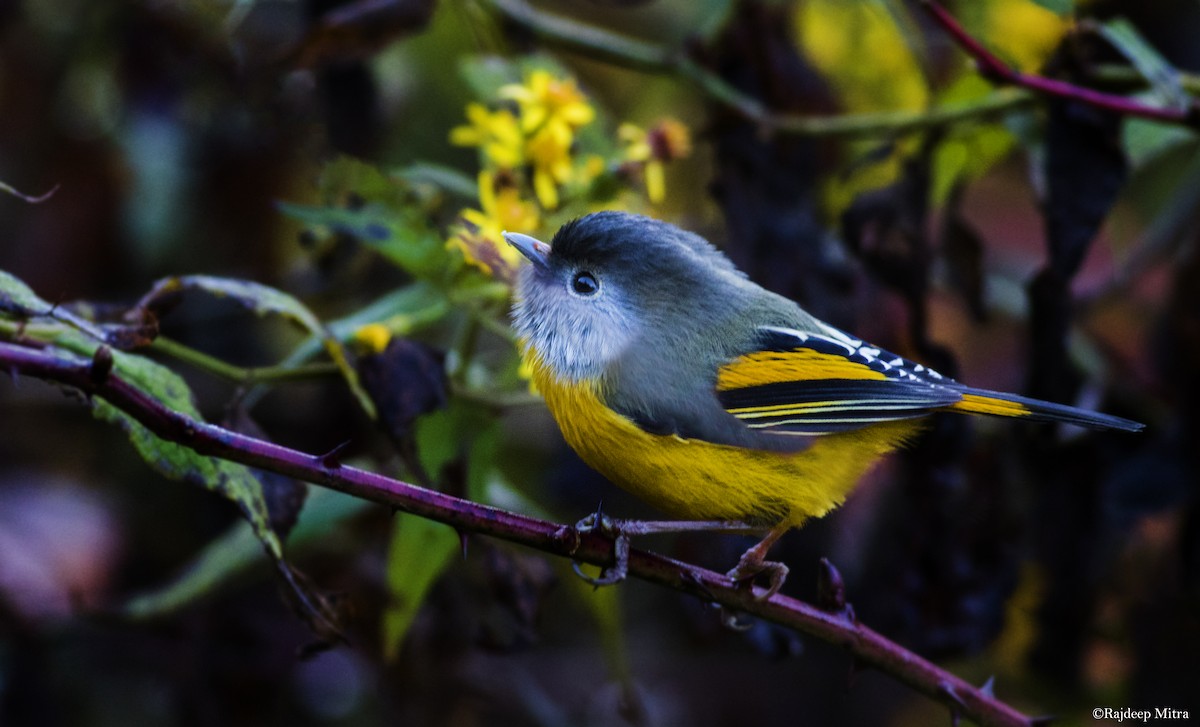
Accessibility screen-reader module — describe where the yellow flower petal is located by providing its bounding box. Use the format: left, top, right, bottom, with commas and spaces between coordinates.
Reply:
533, 168, 559, 209
352, 323, 392, 354
644, 161, 665, 204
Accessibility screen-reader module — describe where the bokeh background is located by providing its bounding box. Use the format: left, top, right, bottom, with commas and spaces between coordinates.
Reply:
1, 0, 1197, 725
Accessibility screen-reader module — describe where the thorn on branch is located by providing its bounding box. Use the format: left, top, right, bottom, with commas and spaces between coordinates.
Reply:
937, 681, 969, 714
816, 557, 846, 611
90, 346, 113, 387
980, 675, 996, 698
456, 527, 470, 559
317, 440, 352, 469
816, 557, 856, 622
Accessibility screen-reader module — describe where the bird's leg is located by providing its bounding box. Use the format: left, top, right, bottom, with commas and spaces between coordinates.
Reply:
571, 505, 765, 587
726, 525, 790, 601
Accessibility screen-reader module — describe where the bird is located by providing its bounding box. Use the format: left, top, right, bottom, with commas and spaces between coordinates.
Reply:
503, 211, 1143, 598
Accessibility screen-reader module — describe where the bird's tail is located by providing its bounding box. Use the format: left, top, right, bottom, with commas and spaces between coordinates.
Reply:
949, 388, 1144, 432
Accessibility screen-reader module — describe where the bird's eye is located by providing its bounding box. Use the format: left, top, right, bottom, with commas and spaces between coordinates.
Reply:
571, 271, 599, 297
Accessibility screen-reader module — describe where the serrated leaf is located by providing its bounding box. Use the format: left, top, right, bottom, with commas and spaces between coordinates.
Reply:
382, 513, 459, 660
123, 487, 370, 619
45, 330, 342, 637
135, 274, 376, 419
1098, 18, 1187, 111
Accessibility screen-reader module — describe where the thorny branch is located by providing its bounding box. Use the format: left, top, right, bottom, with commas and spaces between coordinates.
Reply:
918, 0, 1200, 127
0, 339, 1037, 727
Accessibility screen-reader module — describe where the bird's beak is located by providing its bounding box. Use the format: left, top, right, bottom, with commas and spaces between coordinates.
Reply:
503, 231, 551, 271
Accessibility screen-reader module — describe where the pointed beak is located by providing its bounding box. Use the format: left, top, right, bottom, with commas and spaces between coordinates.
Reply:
503, 231, 551, 271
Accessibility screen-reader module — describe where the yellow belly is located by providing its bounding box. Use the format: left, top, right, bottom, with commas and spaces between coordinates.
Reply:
530, 355, 922, 527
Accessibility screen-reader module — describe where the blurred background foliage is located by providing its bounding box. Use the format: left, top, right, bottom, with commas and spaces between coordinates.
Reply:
0, 0, 1197, 725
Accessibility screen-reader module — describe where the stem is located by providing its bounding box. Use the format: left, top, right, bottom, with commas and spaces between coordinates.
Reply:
152, 337, 339, 384
919, 0, 1200, 126
0, 339, 1035, 727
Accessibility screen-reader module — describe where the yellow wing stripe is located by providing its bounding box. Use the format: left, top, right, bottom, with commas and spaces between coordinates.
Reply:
727, 399, 862, 415
951, 393, 1031, 418
728, 400, 938, 418
716, 350, 887, 392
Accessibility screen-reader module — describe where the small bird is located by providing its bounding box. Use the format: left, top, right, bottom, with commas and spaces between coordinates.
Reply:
504, 212, 1142, 597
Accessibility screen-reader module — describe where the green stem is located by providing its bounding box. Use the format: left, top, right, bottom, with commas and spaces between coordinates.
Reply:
152, 337, 339, 384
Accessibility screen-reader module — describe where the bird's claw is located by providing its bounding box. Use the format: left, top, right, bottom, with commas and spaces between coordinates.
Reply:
570, 505, 630, 587
726, 551, 789, 601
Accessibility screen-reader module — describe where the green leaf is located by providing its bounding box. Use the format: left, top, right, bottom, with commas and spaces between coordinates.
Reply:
45, 330, 342, 637
382, 513, 459, 660
123, 488, 370, 619
0, 269, 109, 341
279, 201, 453, 281
458, 55, 522, 101
393, 162, 479, 200
1123, 117, 1198, 169
1029, 0, 1073, 15
0, 269, 52, 315
135, 274, 376, 419
930, 76, 1019, 205
241, 283, 452, 412
1098, 18, 1187, 111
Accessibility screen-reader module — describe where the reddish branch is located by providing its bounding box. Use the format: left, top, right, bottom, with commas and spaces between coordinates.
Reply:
920, 0, 1200, 126
0, 340, 1038, 727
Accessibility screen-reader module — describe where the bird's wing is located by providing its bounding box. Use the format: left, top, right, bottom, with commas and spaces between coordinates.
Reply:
715, 325, 963, 436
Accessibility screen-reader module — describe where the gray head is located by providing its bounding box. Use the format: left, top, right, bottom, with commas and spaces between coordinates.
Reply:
506, 211, 750, 382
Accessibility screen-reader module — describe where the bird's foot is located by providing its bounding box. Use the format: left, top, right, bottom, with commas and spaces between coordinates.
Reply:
726, 545, 789, 601
570, 505, 630, 587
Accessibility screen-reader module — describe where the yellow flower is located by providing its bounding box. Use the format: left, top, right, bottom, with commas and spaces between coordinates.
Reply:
449, 103, 524, 169
618, 119, 691, 204
500, 70, 595, 134
525, 122, 575, 209
448, 171, 541, 281
351, 323, 392, 354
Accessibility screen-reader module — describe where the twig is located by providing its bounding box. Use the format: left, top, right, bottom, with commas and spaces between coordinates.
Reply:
918, 0, 1200, 126
152, 336, 340, 384
485, 0, 1037, 138
0, 339, 1035, 727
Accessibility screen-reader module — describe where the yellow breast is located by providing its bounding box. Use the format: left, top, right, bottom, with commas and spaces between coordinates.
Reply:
527, 352, 922, 527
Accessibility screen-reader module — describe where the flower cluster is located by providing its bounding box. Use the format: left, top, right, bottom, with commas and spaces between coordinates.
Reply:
447, 68, 690, 282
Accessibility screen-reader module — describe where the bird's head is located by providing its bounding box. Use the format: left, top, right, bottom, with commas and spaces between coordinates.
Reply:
506, 211, 743, 382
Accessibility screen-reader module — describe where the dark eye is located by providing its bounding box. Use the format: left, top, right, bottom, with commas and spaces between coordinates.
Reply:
571, 271, 599, 296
